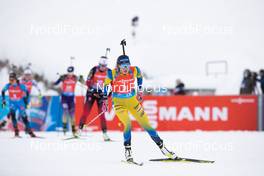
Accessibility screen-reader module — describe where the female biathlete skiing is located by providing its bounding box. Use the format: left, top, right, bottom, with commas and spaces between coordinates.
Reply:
54, 66, 81, 137
78, 55, 111, 141
1, 72, 36, 137
103, 40, 177, 163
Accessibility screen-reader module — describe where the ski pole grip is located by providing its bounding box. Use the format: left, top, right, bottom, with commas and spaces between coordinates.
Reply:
120, 39, 126, 55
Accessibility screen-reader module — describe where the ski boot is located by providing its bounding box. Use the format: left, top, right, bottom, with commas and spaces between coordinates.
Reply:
72, 125, 79, 138
27, 129, 36, 138
14, 128, 20, 137
0, 120, 7, 129
159, 143, 177, 159
103, 132, 111, 141
125, 145, 133, 162
79, 123, 84, 130
63, 123, 67, 135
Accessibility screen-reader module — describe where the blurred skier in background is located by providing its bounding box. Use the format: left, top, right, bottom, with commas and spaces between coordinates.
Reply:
1, 72, 36, 137
78, 56, 111, 141
0, 67, 42, 130
20, 68, 42, 97
54, 66, 81, 137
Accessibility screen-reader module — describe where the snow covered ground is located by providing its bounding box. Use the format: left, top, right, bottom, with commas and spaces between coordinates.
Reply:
0, 131, 263, 176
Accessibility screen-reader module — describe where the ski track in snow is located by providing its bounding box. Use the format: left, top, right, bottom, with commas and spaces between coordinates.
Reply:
0, 131, 263, 176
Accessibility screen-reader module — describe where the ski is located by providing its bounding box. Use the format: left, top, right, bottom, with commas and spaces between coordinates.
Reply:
63, 135, 80, 140
149, 157, 215, 163
32, 136, 45, 139
12, 135, 44, 139
104, 138, 117, 142
12, 136, 22, 139
121, 160, 144, 166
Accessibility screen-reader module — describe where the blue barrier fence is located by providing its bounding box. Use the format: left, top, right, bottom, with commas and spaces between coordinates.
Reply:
0, 96, 63, 131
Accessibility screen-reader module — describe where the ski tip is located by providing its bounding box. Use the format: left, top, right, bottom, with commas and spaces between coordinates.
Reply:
63, 136, 80, 140
104, 139, 116, 142
12, 136, 22, 139
149, 157, 215, 164
33, 136, 45, 139
121, 160, 144, 166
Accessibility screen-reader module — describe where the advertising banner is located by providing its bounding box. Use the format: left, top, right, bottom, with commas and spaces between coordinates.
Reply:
75, 96, 258, 131
1, 95, 258, 131
0, 96, 62, 131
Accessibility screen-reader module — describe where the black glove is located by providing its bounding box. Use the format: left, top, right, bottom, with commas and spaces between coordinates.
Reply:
102, 100, 108, 112
87, 88, 95, 96
2, 100, 6, 108
98, 89, 105, 98
102, 91, 108, 100
23, 97, 29, 107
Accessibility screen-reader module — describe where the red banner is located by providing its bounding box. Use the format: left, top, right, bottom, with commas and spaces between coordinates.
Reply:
75, 96, 258, 131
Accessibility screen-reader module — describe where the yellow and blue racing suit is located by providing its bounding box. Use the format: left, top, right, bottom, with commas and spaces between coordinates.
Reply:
104, 66, 162, 146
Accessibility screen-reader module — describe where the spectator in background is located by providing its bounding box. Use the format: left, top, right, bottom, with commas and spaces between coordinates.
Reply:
251, 71, 259, 94
257, 69, 264, 94
240, 69, 255, 94
174, 79, 185, 95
